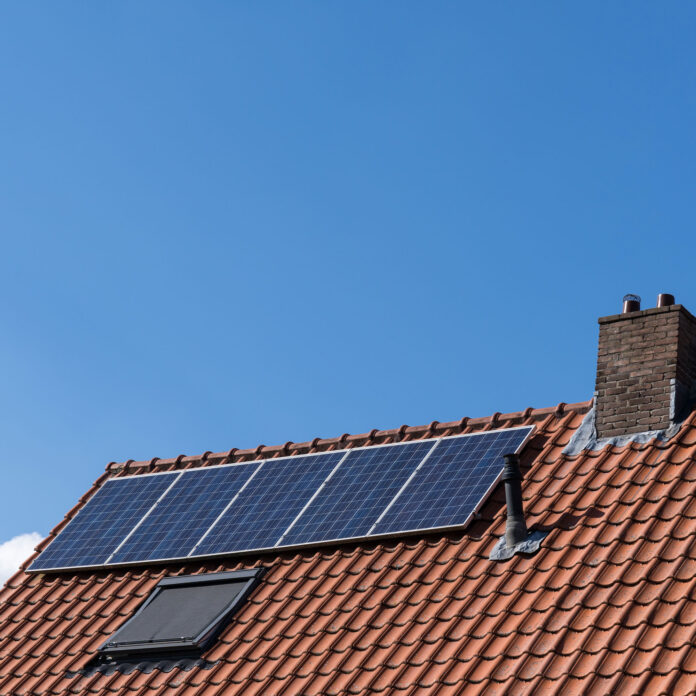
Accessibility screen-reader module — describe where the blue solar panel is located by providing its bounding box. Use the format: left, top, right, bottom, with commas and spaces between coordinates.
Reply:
371, 428, 532, 535
29, 426, 533, 571
282, 440, 435, 546
195, 452, 346, 555
109, 463, 259, 564
28, 474, 175, 571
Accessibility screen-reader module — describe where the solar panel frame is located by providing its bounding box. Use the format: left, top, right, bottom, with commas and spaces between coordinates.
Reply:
180, 426, 532, 560
280, 439, 437, 546
27, 425, 534, 572
108, 463, 262, 564
371, 427, 534, 536
189, 426, 533, 558
27, 472, 181, 572
194, 450, 349, 556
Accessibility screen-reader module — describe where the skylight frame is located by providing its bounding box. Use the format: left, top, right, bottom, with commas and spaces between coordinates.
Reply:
98, 569, 264, 658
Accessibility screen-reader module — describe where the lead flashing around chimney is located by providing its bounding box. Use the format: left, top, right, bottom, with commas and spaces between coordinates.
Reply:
489, 529, 547, 561
563, 403, 683, 455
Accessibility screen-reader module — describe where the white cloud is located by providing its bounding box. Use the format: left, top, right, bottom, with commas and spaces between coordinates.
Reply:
0, 532, 43, 584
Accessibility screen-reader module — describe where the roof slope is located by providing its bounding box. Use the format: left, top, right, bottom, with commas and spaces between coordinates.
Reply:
4, 400, 696, 695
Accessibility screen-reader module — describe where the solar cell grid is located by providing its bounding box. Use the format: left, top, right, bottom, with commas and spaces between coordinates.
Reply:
28, 426, 533, 572
28, 474, 176, 571
196, 451, 346, 555
282, 440, 435, 546
109, 463, 259, 564
372, 428, 530, 535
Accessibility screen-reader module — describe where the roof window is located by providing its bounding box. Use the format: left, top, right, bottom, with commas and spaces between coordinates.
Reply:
98, 569, 263, 660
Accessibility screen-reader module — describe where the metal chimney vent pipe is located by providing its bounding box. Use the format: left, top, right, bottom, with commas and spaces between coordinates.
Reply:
501, 453, 527, 548
657, 293, 675, 308
622, 294, 641, 314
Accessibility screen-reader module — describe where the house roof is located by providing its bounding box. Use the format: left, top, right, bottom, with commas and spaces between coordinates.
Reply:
4, 398, 696, 695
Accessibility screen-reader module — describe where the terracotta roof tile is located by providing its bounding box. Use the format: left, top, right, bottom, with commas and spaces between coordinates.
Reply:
6, 400, 696, 693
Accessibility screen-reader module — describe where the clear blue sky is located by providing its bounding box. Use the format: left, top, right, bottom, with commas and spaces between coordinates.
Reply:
1, 3, 695, 541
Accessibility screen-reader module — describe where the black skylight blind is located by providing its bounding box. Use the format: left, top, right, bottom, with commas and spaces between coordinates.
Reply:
100, 569, 262, 656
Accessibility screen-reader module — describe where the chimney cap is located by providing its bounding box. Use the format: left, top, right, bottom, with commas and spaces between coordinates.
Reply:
501, 453, 522, 481
622, 294, 641, 314
657, 293, 675, 308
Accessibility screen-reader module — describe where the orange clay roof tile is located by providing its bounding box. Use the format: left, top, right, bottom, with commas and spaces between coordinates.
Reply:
6, 400, 696, 693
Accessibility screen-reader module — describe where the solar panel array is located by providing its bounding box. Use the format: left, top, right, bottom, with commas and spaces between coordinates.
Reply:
29, 426, 533, 572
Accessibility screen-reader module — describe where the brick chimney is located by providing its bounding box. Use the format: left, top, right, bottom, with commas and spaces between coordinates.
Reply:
595, 295, 696, 439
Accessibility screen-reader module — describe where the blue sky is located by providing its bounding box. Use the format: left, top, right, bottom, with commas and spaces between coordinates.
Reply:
1, 3, 695, 543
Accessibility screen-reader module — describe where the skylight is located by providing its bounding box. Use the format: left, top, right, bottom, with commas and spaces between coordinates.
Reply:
98, 569, 263, 659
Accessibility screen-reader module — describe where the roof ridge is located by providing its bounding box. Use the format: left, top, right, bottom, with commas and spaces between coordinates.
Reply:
106, 400, 592, 475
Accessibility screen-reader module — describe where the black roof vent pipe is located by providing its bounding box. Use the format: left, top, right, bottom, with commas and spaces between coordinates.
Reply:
502, 453, 527, 548
490, 453, 547, 561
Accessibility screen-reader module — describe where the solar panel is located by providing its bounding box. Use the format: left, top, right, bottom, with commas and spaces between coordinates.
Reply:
281, 440, 435, 546
372, 428, 529, 535
194, 451, 347, 556
29, 474, 176, 571
28, 426, 533, 572
109, 463, 259, 564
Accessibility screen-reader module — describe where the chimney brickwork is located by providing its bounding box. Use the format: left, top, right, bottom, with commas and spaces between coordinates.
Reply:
595, 304, 696, 439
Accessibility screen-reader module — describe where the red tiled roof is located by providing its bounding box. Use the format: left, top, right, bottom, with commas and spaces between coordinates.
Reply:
4, 399, 696, 695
